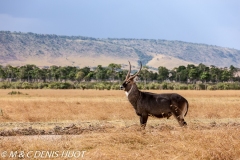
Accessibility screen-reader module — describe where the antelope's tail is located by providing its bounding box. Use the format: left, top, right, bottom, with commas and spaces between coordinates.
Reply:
184, 99, 189, 117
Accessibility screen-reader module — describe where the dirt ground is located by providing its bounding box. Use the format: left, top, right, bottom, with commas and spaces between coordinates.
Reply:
1, 89, 240, 159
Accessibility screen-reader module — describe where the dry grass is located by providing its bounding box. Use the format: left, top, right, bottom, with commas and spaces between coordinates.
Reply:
1, 89, 240, 159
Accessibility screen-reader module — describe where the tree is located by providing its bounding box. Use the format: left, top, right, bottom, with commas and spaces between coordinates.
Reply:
221, 69, 231, 81
140, 66, 151, 87
50, 66, 59, 81
5, 65, 17, 82
75, 71, 85, 82
174, 66, 187, 82
158, 66, 169, 82
209, 65, 218, 82
176, 65, 186, 72
173, 66, 188, 82
57, 67, 67, 82
200, 71, 210, 82
17, 66, 26, 81
95, 65, 107, 81
66, 66, 77, 81
229, 65, 237, 81
188, 68, 198, 82
198, 63, 209, 72
80, 67, 90, 76
107, 63, 121, 81
84, 71, 94, 81
19, 64, 38, 82
41, 68, 49, 82
0, 65, 6, 79
32, 66, 41, 82
141, 66, 151, 82
179, 70, 188, 82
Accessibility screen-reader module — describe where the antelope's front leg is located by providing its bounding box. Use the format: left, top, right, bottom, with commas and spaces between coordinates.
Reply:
140, 114, 148, 129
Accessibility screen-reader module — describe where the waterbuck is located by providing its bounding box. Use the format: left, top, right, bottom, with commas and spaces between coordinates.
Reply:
120, 61, 189, 129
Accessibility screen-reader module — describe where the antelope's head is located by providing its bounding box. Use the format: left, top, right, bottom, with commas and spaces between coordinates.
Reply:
120, 61, 142, 92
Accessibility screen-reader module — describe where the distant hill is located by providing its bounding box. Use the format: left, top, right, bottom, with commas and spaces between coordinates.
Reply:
0, 31, 240, 70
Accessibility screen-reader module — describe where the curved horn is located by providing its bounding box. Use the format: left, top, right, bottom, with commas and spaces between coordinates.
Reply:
125, 61, 131, 80
128, 61, 142, 80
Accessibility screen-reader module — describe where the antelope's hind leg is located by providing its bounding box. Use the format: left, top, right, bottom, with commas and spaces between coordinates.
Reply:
170, 104, 187, 127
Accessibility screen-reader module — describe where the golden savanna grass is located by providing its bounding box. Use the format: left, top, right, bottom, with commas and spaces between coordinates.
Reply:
1, 89, 240, 159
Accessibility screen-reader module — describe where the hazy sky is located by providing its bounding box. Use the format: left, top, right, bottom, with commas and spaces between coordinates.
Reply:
0, 0, 240, 50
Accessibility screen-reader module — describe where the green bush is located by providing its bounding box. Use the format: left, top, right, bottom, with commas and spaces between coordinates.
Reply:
188, 84, 195, 90
179, 84, 188, 90
22, 82, 32, 89
12, 82, 23, 89
0, 82, 8, 89
1, 81, 240, 90
196, 84, 206, 90
31, 83, 39, 89
111, 84, 120, 90
60, 82, 73, 89
147, 83, 161, 90
167, 84, 174, 90
94, 83, 104, 90
38, 83, 48, 89
229, 82, 240, 90
136, 83, 145, 90
161, 83, 168, 90
216, 83, 224, 90
207, 85, 217, 90
48, 82, 61, 89
78, 84, 87, 90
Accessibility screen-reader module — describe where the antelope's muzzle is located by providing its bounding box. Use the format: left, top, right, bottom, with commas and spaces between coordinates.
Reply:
120, 85, 124, 90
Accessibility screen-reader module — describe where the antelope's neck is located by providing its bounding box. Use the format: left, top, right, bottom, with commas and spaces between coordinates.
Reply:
126, 84, 140, 109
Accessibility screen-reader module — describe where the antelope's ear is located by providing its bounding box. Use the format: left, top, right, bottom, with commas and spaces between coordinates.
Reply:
130, 76, 140, 82
132, 75, 139, 82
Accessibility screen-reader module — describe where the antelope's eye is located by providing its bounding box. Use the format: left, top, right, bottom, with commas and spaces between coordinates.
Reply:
122, 81, 128, 87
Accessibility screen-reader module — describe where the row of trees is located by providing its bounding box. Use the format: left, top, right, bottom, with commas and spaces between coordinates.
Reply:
0, 63, 123, 83
0, 63, 239, 83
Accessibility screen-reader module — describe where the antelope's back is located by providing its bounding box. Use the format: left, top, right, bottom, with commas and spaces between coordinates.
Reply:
158, 93, 189, 117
